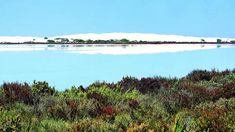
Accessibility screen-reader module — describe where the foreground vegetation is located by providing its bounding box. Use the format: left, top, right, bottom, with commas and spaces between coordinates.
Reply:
0, 69, 235, 131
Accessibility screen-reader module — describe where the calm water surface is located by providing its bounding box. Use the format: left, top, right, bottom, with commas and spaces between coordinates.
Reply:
0, 44, 235, 90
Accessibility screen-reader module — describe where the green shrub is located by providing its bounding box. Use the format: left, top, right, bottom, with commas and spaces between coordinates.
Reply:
57, 86, 87, 99
130, 95, 170, 130
211, 73, 235, 84
0, 109, 22, 131
197, 81, 222, 90
8, 103, 40, 131
32, 81, 55, 96
157, 89, 190, 114
127, 123, 152, 132
0, 88, 4, 106
71, 118, 120, 131
87, 86, 143, 105
36, 119, 71, 132
114, 113, 132, 129
37, 96, 71, 120
172, 98, 235, 131
171, 110, 196, 132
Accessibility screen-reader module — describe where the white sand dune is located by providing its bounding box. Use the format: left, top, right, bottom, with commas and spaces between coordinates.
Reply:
0, 33, 235, 43
0, 36, 47, 43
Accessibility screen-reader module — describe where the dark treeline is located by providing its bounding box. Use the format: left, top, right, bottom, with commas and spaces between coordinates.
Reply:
0, 69, 235, 131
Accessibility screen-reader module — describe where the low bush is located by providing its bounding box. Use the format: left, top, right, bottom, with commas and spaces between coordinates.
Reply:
172, 98, 235, 131
36, 119, 71, 132
119, 76, 177, 94
71, 119, 119, 131
32, 81, 56, 96
0, 109, 22, 131
2, 82, 33, 105
186, 69, 213, 81
58, 86, 87, 99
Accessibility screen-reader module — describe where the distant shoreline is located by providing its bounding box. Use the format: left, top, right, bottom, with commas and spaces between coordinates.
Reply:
0, 42, 235, 45
1, 33, 235, 44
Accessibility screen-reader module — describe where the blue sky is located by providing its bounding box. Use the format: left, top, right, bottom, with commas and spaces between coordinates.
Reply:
0, 0, 235, 37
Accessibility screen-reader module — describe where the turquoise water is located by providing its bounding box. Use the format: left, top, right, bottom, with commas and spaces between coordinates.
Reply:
0, 44, 235, 90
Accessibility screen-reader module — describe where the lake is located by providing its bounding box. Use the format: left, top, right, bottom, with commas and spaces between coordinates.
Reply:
0, 44, 235, 90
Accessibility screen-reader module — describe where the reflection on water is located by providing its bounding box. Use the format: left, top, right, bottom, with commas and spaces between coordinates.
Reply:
0, 44, 133, 50
0, 44, 232, 55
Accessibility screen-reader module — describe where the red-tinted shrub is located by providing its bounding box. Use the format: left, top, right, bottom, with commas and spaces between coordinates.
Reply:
101, 105, 116, 116
66, 99, 79, 120
47, 105, 67, 120
175, 93, 191, 108
137, 78, 161, 93
178, 81, 217, 103
119, 76, 139, 92
194, 104, 232, 131
89, 106, 102, 117
89, 105, 117, 117
216, 82, 235, 99
87, 92, 107, 105
119, 76, 177, 94
0, 97, 4, 106
129, 100, 139, 109
2, 82, 33, 105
